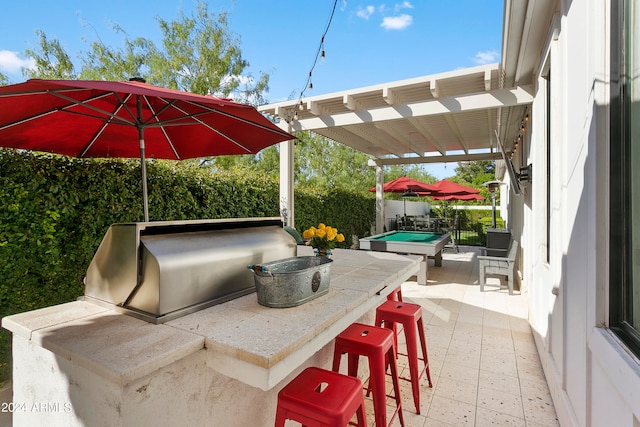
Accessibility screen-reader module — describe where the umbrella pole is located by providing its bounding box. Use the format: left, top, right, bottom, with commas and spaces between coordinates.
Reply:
137, 96, 149, 222
139, 128, 149, 222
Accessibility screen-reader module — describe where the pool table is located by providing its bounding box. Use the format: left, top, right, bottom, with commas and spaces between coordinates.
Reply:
359, 231, 451, 285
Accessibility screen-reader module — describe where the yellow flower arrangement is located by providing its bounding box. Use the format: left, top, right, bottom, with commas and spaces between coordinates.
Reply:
302, 223, 345, 251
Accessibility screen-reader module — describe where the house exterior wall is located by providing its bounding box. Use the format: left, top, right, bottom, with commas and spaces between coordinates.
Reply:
510, 1, 640, 426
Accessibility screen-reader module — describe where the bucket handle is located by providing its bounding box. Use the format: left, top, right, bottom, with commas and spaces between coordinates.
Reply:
248, 265, 272, 276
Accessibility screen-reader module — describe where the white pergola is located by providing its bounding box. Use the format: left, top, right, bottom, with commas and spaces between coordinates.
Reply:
258, 62, 533, 232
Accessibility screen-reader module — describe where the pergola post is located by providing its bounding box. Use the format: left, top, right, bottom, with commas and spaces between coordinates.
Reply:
279, 133, 295, 228
374, 161, 385, 234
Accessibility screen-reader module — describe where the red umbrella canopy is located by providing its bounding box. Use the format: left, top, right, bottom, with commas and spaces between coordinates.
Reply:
429, 179, 480, 196
430, 193, 484, 201
0, 78, 294, 159
369, 176, 436, 194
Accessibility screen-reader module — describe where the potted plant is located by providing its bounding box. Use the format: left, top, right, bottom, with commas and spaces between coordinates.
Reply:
302, 223, 345, 257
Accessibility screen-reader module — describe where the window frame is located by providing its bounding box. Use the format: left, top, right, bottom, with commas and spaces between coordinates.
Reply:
610, 0, 640, 356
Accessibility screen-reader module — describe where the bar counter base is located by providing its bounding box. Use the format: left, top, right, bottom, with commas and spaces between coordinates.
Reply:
2, 247, 420, 427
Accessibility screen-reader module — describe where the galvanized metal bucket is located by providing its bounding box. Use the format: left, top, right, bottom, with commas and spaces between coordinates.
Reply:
248, 256, 333, 308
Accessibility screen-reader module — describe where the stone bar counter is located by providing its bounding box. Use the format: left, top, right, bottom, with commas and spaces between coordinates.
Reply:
2, 247, 420, 427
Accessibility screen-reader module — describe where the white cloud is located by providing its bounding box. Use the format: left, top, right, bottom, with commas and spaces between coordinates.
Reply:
473, 50, 500, 65
381, 14, 413, 30
0, 50, 35, 74
394, 1, 413, 12
357, 5, 376, 20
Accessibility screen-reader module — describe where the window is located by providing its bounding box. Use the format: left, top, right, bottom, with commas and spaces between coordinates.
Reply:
610, 0, 640, 356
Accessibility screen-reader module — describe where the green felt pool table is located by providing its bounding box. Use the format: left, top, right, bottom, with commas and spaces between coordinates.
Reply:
358, 231, 451, 285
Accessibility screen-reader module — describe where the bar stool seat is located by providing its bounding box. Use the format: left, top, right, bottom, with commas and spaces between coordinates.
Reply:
332, 322, 405, 427
375, 300, 432, 414
274, 366, 367, 427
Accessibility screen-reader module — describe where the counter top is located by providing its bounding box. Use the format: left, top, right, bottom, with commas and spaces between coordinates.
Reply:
3, 247, 420, 390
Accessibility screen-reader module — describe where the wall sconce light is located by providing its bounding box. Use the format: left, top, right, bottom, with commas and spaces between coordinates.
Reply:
518, 164, 532, 183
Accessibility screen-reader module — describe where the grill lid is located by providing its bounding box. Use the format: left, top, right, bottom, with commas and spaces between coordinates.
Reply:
84, 217, 297, 323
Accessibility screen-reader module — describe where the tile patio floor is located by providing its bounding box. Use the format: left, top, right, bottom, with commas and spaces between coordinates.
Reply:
361, 246, 560, 427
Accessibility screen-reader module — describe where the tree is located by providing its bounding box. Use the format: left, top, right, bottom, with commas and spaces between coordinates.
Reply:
455, 160, 495, 187
22, 1, 276, 173
24, 1, 269, 102
293, 131, 374, 190
23, 30, 77, 80
383, 164, 436, 185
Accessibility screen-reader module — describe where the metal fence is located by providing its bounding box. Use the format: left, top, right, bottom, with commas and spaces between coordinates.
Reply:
452, 228, 484, 246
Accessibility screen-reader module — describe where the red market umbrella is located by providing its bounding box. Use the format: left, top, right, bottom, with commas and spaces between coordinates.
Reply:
369, 176, 436, 194
369, 176, 437, 217
430, 193, 484, 201
428, 179, 480, 196
0, 78, 294, 221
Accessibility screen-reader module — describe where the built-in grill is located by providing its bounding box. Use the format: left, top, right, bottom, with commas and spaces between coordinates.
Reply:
83, 217, 296, 323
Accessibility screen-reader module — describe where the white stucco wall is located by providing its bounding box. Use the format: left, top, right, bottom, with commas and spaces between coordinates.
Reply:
9, 315, 373, 427
515, 1, 640, 426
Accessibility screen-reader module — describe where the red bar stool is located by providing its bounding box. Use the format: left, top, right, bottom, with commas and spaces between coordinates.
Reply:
387, 286, 403, 301
274, 366, 368, 427
375, 300, 432, 414
332, 323, 405, 427
386, 286, 404, 352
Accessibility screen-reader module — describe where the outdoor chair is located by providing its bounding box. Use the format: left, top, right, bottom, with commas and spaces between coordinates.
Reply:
478, 239, 519, 294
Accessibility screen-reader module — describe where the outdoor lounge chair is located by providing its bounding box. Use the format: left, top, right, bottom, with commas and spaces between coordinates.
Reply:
478, 239, 519, 294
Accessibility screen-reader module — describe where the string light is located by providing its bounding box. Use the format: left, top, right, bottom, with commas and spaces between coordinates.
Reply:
510, 108, 529, 159
290, 0, 339, 121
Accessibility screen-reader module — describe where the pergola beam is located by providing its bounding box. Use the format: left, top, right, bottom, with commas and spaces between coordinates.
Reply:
375, 151, 502, 166
284, 85, 533, 133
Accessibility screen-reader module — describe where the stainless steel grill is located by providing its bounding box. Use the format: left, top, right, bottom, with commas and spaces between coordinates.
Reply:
83, 217, 296, 323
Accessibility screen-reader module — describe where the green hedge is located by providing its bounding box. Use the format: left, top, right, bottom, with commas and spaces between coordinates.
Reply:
0, 149, 375, 385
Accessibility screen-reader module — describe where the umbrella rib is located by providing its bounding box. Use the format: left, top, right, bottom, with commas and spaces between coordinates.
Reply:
155, 99, 292, 153
0, 89, 135, 130
0, 109, 58, 131
80, 96, 133, 157
49, 90, 136, 126
139, 97, 178, 125
140, 96, 181, 158
182, 100, 293, 137
172, 102, 253, 153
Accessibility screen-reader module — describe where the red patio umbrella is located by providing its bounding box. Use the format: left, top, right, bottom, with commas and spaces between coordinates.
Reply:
369, 176, 436, 194
369, 176, 437, 218
429, 181, 483, 243
430, 193, 484, 201
428, 179, 480, 196
0, 78, 294, 221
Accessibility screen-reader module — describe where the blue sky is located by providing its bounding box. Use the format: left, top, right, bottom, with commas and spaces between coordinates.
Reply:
1, 0, 503, 178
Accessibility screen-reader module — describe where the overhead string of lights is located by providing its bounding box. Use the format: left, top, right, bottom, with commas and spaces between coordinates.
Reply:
292, 0, 340, 121
510, 109, 529, 161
